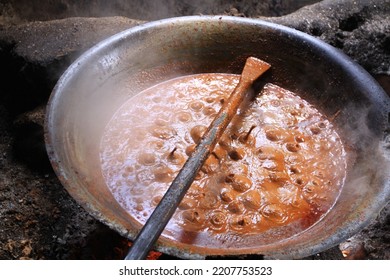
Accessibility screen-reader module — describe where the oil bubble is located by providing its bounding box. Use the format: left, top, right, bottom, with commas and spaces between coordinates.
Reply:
190, 125, 207, 144
229, 215, 252, 231
209, 211, 227, 230
179, 198, 197, 210
153, 164, 173, 183
220, 188, 235, 203
199, 191, 220, 209
261, 204, 288, 224
177, 111, 192, 122
152, 126, 176, 140
230, 174, 252, 192
189, 101, 204, 111
227, 201, 245, 214
242, 190, 262, 210
137, 152, 156, 166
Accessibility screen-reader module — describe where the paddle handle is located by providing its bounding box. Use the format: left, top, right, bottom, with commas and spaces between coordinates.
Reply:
125, 58, 270, 260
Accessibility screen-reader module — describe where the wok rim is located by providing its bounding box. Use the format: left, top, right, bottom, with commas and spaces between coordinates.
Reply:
45, 15, 390, 259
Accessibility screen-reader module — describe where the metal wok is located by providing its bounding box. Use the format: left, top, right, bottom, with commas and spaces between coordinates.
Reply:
45, 16, 390, 259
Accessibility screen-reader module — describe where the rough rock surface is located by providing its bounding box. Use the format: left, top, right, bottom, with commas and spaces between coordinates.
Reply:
0, 0, 389, 259
0, 0, 319, 23
269, 0, 390, 75
0, 16, 143, 260
0, 16, 143, 118
0, 16, 142, 66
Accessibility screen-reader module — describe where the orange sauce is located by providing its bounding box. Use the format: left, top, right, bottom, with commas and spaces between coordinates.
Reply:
100, 74, 347, 236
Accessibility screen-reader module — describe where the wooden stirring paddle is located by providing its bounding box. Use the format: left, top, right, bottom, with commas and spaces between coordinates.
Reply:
125, 57, 270, 260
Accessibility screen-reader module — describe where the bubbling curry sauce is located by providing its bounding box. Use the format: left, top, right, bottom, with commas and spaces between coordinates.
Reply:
100, 73, 346, 237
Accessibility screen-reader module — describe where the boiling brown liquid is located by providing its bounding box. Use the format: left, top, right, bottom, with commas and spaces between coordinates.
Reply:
100, 74, 346, 237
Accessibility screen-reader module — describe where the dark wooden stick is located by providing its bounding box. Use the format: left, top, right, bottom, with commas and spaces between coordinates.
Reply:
125, 57, 270, 260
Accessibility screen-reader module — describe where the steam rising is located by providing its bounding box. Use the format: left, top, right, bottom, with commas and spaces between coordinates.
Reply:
337, 103, 390, 201
1, 0, 320, 24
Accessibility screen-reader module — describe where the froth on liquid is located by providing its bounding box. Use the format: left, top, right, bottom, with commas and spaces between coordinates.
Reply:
100, 73, 347, 238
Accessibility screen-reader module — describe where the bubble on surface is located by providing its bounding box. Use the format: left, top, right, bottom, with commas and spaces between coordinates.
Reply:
286, 142, 300, 152
137, 152, 156, 166
261, 204, 288, 224
190, 125, 207, 144
203, 106, 216, 116
242, 190, 262, 210
189, 100, 204, 111
204, 96, 215, 103
227, 201, 245, 214
265, 128, 283, 141
220, 187, 235, 203
178, 198, 197, 210
185, 144, 196, 156
230, 174, 252, 192
209, 211, 227, 230
199, 191, 220, 209
151, 126, 176, 140
100, 74, 346, 237
177, 111, 192, 122
181, 209, 205, 230
153, 164, 173, 183
229, 215, 252, 231
154, 117, 170, 126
